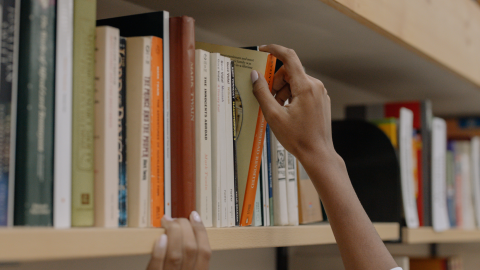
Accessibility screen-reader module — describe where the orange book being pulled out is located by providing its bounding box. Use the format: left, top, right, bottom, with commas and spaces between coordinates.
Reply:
150, 37, 164, 227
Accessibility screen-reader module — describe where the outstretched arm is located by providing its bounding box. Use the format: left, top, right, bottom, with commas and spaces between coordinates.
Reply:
252, 44, 398, 270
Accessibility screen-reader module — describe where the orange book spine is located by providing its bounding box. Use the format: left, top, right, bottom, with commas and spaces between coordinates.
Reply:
240, 54, 276, 226
150, 37, 164, 227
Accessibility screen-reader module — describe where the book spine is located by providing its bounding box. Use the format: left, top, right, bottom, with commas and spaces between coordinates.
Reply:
272, 134, 289, 226
163, 11, 171, 218
224, 57, 235, 227
454, 141, 463, 228
169, 16, 196, 218
94, 26, 120, 228
195, 49, 212, 227
446, 145, 456, 227
399, 108, 419, 228
231, 61, 239, 226
421, 100, 433, 227
15, 0, 56, 226
72, 0, 96, 227
150, 36, 164, 227
118, 37, 127, 227
266, 124, 274, 225
126, 37, 151, 228
459, 142, 475, 229
0, 0, 20, 227
240, 54, 276, 226
262, 138, 269, 226
54, 0, 73, 228
286, 151, 299, 226
210, 53, 222, 227
470, 137, 480, 228
431, 117, 449, 232
253, 172, 262, 226
219, 56, 228, 227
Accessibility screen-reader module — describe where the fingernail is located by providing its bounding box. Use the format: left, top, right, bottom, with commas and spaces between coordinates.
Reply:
163, 215, 174, 221
259, 45, 267, 48
251, 70, 259, 84
153, 234, 167, 258
190, 211, 202, 223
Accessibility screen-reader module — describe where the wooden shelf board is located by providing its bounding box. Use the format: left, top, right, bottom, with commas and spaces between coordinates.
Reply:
0, 223, 399, 262
402, 227, 480, 244
101, 0, 480, 117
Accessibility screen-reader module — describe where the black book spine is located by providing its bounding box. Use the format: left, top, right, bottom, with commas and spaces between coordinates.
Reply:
231, 61, 239, 226
118, 37, 127, 227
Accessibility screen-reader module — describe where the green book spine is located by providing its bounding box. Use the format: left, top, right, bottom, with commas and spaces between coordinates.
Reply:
14, 0, 56, 226
71, 0, 96, 227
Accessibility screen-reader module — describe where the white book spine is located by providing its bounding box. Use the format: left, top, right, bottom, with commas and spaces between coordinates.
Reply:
219, 57, 228, 227
262, 139, 269, 226
210, 53, 222, 228
253, 178, 262, 226
286, 151, 299, 226
399, 108, 419, 228
163, 11, 171, 218
94, 26, 120, 228
271, 132, 289, 226
53, 0, 73, 229
431, 117, 449, 232
126, 37, 151, 228
224, 57, 235, 227
195, 50, 212, 227
470, 137, 480, 228
459, 142, 475, 230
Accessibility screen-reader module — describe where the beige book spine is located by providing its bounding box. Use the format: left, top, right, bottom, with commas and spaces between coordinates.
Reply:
126, 37, 152, 228
94, 26, 120, 228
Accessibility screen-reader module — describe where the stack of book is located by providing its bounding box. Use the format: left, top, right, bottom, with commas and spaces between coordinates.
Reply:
0, 3, 323, 228
346, 102, 480, 231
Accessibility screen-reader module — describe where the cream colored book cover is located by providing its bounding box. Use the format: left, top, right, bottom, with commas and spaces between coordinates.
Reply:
195, 42, 269, 216
94, 26, 120, 228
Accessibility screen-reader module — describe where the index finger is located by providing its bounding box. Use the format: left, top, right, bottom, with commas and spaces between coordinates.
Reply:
259, 44, 305, 79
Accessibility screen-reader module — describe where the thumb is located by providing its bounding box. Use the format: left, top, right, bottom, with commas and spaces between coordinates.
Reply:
251, 70, 282, 122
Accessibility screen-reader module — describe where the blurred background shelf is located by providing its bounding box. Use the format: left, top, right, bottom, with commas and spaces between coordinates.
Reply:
402, 227, 480, 244
0, 223, 399, 262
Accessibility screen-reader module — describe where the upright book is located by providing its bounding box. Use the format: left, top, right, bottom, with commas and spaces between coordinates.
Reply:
195, 49, 212, 227
54, 0, 73, 229
271, 132, 289, 226
195, 42, 276, 226
0, 0, 20, 227
125, 36, 152, 228
453, 140, 476, 230
97, 10, 171, 217
72, 0, 96, 227
286, 150, 299, 226
15, 0, 56, 226
118, 37, 127, 227
94, 26, 120, 228
224, 57, 235, 227
170, 16, 196, 218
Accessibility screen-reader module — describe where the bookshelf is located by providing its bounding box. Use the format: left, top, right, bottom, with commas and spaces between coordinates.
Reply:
0, 223, 399, 262
111, 0, 480, 118
402, 227, 480, 244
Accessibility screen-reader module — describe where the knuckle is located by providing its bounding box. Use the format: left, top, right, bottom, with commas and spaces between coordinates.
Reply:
286, 48, 297, 58
166, 250, 183, 266
184, 242, 198, 258
168, 222, 182, 232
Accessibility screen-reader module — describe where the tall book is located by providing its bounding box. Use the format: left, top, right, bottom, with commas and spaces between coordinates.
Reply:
219, 56, 227, 227
224, 57, 235, 227
195, 42, 276, 226
346, 100, 432, 226
54, 0, 73, 229
399, 108, 419, 228
14, 0, 56, 226
210, 53, 223, 228
431, 117, 449, 232
94, 26, 120, 228
118, 37, 127, 227
125, 37, 152, 227
72, 0, 96, 227
286, 151, 299, 226
253, 174, 263, 226
271, 132, 289, 226
170, 16, 196, 218
230, 60, 240, 226
446, 145, 456, 227
470, 137, 480, 228
453, 140, 476, 230
262, 137, 270, 226
266, 124, 274, 225
297, 160, 323, 224
150, 36, 164, 228
195, 49, 212, 227
0, 0, 20, 227
97, 10, 171, 217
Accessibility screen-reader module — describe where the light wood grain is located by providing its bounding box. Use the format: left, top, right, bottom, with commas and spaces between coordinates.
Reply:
403, 227, 480, 244
0, 223, 399, 262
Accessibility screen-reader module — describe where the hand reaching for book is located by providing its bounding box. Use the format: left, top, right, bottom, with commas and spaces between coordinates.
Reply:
252, 44, 338, 165
147, 211, 211, 270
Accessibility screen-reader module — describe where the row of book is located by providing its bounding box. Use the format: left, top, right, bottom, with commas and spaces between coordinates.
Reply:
0, 0, 323, 227
410, 257, 463, 270
346, 102, 480, 231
